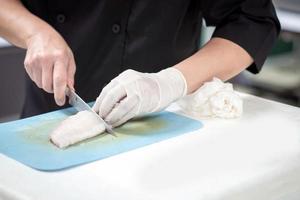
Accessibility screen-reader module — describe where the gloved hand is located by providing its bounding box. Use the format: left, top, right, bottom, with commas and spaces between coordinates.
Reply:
93, 68, 187, 127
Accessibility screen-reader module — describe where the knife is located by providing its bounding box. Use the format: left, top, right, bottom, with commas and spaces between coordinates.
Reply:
66, 88, 116, 137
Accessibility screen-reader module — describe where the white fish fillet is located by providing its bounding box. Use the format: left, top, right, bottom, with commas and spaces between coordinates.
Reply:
50, 110, 105, 148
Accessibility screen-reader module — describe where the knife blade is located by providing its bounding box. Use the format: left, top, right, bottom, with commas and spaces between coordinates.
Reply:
66, 88, 116, 136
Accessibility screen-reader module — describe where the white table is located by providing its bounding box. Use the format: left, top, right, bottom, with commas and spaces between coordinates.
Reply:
0, 93, 300, 200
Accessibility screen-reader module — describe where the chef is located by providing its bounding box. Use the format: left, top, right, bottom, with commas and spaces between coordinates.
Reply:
0, 0, 280, 127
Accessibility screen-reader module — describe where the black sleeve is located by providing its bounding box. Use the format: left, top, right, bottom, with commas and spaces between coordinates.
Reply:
202, 0, 281, 73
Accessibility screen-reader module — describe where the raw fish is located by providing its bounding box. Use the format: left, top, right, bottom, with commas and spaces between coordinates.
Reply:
50, 111, 105, 148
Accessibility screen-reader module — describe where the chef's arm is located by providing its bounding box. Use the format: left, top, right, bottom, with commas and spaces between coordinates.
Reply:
0, 0, 44, 48
176, 0, 280, 94
92, 39, 252, 127
174, 37, 253, 93
0, 0, 75, 106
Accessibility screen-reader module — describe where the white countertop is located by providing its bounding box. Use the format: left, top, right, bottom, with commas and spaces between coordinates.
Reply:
0, 93, 299, 200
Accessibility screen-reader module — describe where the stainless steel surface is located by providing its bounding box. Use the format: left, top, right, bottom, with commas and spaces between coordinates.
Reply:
274, 0, 300, 13
0, 47, 26, 123
0, 37, 11, 48
66, 88, 116, 136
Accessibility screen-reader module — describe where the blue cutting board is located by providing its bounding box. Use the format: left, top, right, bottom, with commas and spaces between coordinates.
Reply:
0, 106, 203, 171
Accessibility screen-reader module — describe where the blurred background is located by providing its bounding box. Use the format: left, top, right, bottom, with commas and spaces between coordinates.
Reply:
0, 0, 299, 123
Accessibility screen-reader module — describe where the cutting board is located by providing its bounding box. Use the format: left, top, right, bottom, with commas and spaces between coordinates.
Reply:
0, 106, 203, 171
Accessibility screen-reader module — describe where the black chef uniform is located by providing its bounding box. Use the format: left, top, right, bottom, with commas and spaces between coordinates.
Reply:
20, 0, 280, 118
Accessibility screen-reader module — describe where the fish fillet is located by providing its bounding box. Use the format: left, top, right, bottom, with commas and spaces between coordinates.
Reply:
50, 111, 105, 148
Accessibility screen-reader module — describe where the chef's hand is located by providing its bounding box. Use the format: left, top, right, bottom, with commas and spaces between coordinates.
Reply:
93, 68, 187, 127
24, 30, 76, 106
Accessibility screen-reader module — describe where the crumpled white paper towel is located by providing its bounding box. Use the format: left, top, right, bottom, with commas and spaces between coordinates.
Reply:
177, 77, 242, 118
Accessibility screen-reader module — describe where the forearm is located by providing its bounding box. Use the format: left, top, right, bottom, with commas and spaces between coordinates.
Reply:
0, 0, 55, 48
0, 0, 75, 106
174, 37, 253, 94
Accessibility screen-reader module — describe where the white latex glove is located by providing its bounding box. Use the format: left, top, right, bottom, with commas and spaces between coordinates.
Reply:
93, 68, 187, 127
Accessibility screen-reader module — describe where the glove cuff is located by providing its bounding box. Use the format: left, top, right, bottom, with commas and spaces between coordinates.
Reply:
152, 67, 187, 111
